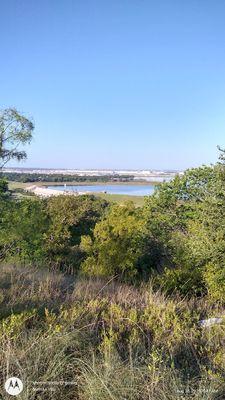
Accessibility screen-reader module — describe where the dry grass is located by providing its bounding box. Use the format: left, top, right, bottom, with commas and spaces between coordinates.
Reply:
0, 264, 225, 399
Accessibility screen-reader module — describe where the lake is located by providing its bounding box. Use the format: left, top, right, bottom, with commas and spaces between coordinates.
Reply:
48, 184, 156, 196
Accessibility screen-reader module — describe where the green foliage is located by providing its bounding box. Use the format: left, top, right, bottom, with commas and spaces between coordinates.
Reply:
43, 195, 108, 272
144, 165, 216, 246
0, 265, 224, 399
0, 177, 8, 193
3, 171, 134, 183
203, 263, 225, 302
159, 265, 205, 296
0, 177, 9, 200
1, 148, 225, 299
0, 194, 108, 271
143, 159, 225, 297
81, 202, 145, 280
0, 108, 34, 167
0, 198, 48, 263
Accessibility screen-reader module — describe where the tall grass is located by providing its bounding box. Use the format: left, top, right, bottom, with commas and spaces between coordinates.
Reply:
0, 264, 224, 399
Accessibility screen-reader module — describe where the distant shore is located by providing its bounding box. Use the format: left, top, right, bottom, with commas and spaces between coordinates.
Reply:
8, 180, 160, 190
41, 180, 160, 187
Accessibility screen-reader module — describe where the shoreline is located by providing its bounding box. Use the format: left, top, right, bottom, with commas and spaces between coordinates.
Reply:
8, 181, 152, 206
32, 180, 160, 187
8, 180, 161, 190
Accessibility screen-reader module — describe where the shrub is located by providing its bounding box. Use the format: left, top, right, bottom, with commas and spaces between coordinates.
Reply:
80, 202, 145, 280
159, 265, 205, 297
204, 263, 225, 303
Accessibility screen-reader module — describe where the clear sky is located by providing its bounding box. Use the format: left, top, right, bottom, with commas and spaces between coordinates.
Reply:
1, 0, 225, 170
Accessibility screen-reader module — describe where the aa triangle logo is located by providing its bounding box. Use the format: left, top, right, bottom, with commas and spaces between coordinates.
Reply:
4, 377, 23, 396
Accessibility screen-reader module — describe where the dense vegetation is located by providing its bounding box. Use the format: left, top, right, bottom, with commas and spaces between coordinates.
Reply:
3, 172, 134, 183
1, 155, 225, 303
0, 265, 224, 400
1, 109, 225, 398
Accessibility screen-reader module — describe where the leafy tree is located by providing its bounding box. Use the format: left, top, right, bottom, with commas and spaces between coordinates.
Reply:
0, 108, 34, 167
0, 198, 48, 264
44, 195, 108, 272
0, 193, 108, 270
150, 150, 225, 298
143, 165, 217, 269
0, 177, 8, 198
81, 202, 146, 280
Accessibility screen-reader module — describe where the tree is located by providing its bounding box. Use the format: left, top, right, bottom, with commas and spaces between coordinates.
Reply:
0, 108, 34, 168
44, 195, 108, 272
143, 165, 217, 269
145, 150, 225, 298
0, 198, 48, 264
0, 177, 9, 202
0, 177, 8, 196
81, 202, 146, 280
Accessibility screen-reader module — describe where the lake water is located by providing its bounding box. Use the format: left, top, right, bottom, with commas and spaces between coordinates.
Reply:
48, 184, 156, 196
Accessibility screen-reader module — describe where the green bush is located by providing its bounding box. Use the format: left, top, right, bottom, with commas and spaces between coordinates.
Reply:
81, 202, 145, 280
159, 265, 205, 296
204, 263, 225, 302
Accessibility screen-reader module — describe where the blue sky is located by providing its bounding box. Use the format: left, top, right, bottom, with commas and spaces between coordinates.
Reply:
1, 0, 225, 170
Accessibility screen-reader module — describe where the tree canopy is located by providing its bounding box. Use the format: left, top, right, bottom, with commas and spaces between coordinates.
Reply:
0, 108, 34, 167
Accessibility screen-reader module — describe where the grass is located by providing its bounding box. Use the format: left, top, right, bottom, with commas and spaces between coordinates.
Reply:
95, 192, 145, 206
0, 264, 225, 399
8, 181, 32, 190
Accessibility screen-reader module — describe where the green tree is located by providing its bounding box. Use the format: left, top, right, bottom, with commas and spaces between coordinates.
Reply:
0, 108, 34, 167
148, 151, 225, 298
44, 195, 108, 272
81, 202, 145, 280
0, 177, 8, 198
143, 165, 217, 269
0, 198, 48, 264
